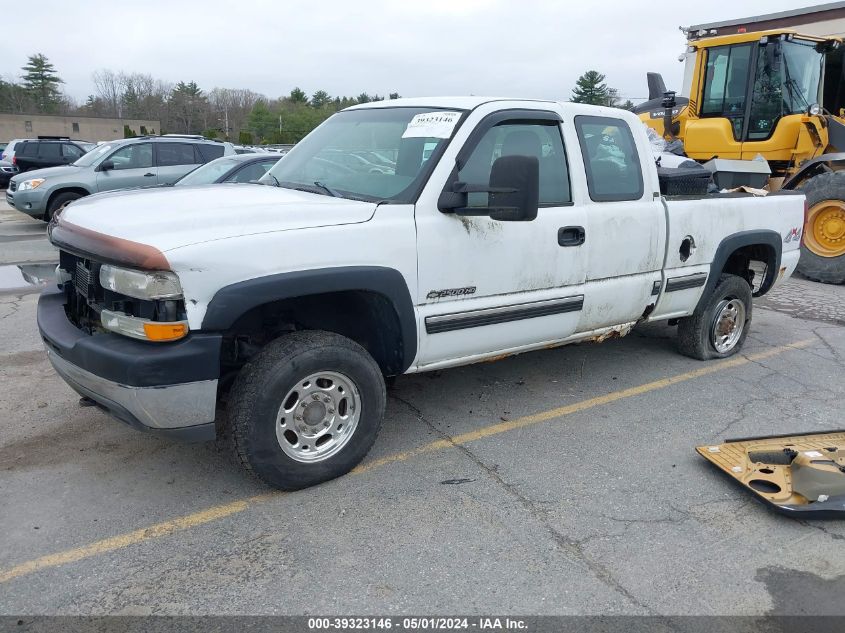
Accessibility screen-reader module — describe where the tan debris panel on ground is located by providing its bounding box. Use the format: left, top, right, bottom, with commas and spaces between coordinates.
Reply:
697, 431, 845, 518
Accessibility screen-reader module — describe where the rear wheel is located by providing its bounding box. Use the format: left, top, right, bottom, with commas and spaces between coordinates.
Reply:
677, 274, 752, 360
229, 330, 386, 490
797, 172, 845, 284
45, 191, 82, 222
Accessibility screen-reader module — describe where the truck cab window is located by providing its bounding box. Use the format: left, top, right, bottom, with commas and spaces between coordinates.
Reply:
458, 122, 571, 207
575, 116, 644, 202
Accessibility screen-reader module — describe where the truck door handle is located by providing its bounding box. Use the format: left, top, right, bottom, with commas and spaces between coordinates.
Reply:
558, 226, 585, 247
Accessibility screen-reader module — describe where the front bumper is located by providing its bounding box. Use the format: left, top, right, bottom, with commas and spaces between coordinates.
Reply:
6, 187, 48, 217
38, 287, 222, 442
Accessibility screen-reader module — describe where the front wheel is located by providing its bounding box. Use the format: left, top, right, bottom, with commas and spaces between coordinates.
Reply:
677, 274, 752, 360
229, 330, 386, 490
45, 191, 82, 222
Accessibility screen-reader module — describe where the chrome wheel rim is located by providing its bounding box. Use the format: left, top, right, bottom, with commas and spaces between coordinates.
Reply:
275, 370, 361, 463
710, 298, 746, 354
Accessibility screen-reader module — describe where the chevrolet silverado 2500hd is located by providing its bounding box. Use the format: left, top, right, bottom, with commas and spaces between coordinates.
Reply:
38, 98, 806, 490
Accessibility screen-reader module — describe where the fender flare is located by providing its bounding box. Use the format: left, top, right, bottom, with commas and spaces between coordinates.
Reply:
703, 230, 783, 303
201, 266, 417, 372
782, 152, 845, 190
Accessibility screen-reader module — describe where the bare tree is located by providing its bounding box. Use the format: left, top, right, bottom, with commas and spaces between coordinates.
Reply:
208, 87, 263, 139
92, 69, 126, 117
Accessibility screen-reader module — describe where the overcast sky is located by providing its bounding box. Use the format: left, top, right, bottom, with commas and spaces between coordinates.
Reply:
1, 0, 830, 104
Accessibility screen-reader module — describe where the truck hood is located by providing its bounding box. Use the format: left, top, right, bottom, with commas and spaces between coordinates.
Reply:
59, 184, 378, 252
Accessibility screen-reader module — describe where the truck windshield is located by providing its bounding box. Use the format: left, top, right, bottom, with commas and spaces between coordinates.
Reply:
261, 107, 464, 203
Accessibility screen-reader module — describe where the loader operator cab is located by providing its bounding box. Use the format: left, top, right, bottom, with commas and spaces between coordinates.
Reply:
699, 35, 826, 142
636, 31, 840, 169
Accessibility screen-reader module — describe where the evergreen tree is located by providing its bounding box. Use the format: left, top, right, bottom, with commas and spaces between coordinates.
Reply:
21, 53, 63, 113
570, 70, 611, 106
247, 101, 277, 141
289, 87, 308, 104
169, 81, 207, 133
311, 90, 331, 108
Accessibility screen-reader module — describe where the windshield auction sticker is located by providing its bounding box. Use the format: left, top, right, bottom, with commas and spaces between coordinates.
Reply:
402, 111, 461, 139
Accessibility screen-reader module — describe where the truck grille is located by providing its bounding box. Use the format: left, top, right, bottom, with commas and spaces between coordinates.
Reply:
59, 251, 101, 332
74, 261, 92, 298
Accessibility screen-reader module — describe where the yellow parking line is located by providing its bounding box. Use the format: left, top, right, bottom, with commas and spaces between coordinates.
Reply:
0, 493, 277, 584
0, 338, 815, 583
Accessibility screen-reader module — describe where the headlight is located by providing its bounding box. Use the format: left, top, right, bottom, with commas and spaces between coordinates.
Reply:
18, 178, 45, 191
808, 103, 822, 116
99, 264, 183, 300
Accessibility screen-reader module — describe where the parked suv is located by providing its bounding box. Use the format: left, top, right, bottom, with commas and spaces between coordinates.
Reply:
13, 138, 96, 172
7, 136, 235, 220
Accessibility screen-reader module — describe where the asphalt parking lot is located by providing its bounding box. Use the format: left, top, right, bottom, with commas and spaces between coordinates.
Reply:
1, 200, 844, 616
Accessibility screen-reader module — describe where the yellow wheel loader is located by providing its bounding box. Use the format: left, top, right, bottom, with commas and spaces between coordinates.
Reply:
636, 30, 845, 283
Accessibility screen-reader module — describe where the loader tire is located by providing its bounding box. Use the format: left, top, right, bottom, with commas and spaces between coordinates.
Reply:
797, 172, 845, 284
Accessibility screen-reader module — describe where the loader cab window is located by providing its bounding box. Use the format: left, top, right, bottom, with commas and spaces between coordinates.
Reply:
746, 38, 824, 141
701, 43, 752, 139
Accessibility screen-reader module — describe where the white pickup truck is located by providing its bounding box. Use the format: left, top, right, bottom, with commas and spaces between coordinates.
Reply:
39, 97, 805, 490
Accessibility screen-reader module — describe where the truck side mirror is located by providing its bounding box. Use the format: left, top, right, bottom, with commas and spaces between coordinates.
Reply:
488, 155, 539, 221
438, 155, 539, 222
99, 160, 114, 172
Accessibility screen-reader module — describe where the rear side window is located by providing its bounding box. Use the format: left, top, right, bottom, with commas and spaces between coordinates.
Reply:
196, 144, 225, 162
574, 116, 644, 202
158, 143, 198, 167
62, 143, 84, 159
20, 142, 38, 157
226, 160, 277, 183
40, 143, 61, 159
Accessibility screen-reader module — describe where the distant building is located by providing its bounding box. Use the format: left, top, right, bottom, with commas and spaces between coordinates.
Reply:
684, 1, 845, 39
0, 113, 161, 143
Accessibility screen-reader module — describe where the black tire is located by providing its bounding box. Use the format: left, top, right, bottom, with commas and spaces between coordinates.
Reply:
677, 274, 752, 360
797, 172, 845, 284
45, 191, 83, 222
229, 330, 386, 490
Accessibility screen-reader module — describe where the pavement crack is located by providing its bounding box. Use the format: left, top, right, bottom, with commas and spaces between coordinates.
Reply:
810, 327, 845, 366
389, 392, 656, 613
797, 520, 845, 541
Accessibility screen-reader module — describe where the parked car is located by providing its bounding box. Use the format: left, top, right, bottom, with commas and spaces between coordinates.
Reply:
6, 136, 235, 220
0, 160, 18, 188
0, 160, 18, 189
12, 138, 95, 173
1, 138, 27, 162
39, 97, 805, 491
174, 153, 281, 186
